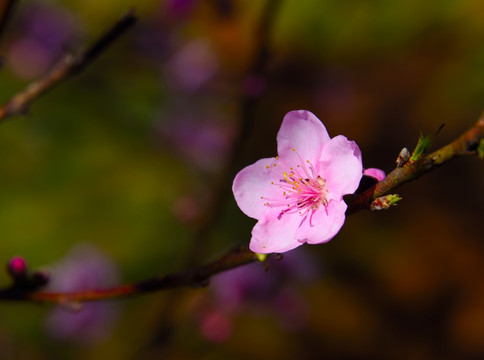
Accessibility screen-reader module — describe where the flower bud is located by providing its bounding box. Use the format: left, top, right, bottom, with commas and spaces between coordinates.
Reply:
370, 194, 402, 211
7, 256, 28, 280
396, 148, 411, 167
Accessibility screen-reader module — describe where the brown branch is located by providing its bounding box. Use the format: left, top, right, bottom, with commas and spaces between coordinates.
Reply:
0, 115, 482, 305
345, 115, 484, 214
0, 114, 482, 305
0, 10, 136, 122
0, 246, 259, 303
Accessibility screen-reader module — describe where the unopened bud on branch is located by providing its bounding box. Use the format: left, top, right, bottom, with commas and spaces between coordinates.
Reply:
371, 194, 402, 211
7, 256, 27, 280
396, 148, 411, 167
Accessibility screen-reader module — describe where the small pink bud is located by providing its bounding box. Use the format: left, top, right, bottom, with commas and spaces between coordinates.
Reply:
7, 256, 27, 278
363, 168, 386, 182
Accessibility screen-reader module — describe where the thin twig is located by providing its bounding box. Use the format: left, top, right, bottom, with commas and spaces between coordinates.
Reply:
345, 115, 484, 214
0, 246, 258, 303
0, 10, 136, 122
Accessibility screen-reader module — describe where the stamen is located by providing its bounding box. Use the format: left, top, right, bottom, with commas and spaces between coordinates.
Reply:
262, 148, 329, 226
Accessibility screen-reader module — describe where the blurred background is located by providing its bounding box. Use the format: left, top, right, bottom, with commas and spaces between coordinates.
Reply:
0, 0, 483, 359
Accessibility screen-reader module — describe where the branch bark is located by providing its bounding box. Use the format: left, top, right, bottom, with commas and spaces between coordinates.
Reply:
0, 246, 258, 303
345, 115, 484, 214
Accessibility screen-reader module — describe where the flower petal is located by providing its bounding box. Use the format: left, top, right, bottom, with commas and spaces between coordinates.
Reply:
249, 207, 305, 253
319, 135, 363, 200
295, 200, 347, 244
277, 110, 330, 168
232, 157, 284, 220
363, 168, 386, 182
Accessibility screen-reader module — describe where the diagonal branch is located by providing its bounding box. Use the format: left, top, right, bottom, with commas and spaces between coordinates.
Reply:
0, 114, 482, 305
345, 115, 484, 214
0, 10, 136, 122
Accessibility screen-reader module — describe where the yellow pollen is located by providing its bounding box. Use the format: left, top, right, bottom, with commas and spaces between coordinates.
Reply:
318, 177, 326, 186
292, 148, 295, 151
266, 165, 269, 169
283, 171, 291, 183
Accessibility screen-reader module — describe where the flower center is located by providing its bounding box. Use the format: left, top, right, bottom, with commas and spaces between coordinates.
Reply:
261, 148, 328, 222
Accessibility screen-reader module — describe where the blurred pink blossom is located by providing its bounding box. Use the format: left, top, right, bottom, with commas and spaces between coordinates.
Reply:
165, 38, 219, 93
199, 310, 232, 343
44, 244, 119, 345
5, 3, 80, 79
7, 38, 52, 78
172, 195, 200, 223
233, 110, 363, 253
192, 248, 318, 342
157, 110, 234, 171
165, 0, 199, 18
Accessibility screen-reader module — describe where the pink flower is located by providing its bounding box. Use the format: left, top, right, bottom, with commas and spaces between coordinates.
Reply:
232, 110, 363, 253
